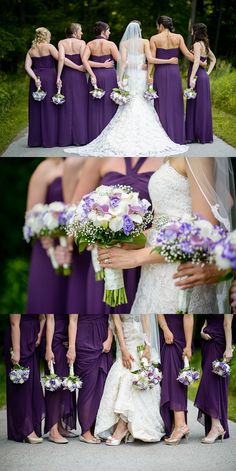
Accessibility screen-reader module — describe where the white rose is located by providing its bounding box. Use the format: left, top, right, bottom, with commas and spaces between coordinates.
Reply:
49, 201, 65, 212
214, 245, 231, 269
32, 203, 48, 213
196, 219, 214, 237
43, 213, 59, 230
130, 214, 142, 224
109, 216, 123, 232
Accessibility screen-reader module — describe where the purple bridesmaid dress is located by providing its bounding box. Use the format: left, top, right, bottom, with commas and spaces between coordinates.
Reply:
194, 315, 229, 438
88, 38, 118, 142
4, 315, 45, 441
86, 158, 153, 314
159, 315, 188, 436
58, 54, 88, 146
28, 55, 58, 147
153, 48, 185, 144
44, 313, 76, 433
185, 58, 213, 143
74, 314, 112, 434
66, 249, 90, 314
26, 177, 68, 315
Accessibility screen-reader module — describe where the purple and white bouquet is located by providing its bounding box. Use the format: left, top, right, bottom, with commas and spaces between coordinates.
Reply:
177, 356, 200, 386
143, 84, 158, 101
212, 359, 231, 377
132, 344, 162, 391
52, 86, 66, 105
67, 185, 152, 307
41, 362, 62, 392
90, 84, 105, 99
110, 87, 131, 105
62, 364, 83, 392
184, 76, 198, 99
151, 214, 227, 313
212, 230, 236, 278
32, 76, 47, 101
9, 360, 30, 384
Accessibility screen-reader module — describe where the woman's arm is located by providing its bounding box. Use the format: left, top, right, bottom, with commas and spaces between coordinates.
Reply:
183, 314, 194, 359
57, 41, 65, 85
118, 44, 127, 83
223, 314, 234, 361
173, 262, 226, 288
71, 158, 103, 203
36, 315, 46, 346
146, 39, 178, 65
67, 314, 78, 365
82, 45, 97, 84
10, 315, 21, 364
62, 157, 85, 203
25, 52, 41, 87
189, 42, 201, 88
102, 326, 113, 353
112, 315, 134, 369
45, 314, 55, 368
207, 48, 216, 75
26, 162, 49, 210
157, 314, 174, 344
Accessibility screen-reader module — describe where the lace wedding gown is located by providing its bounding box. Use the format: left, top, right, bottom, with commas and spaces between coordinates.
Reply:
94, 315, 165, 442
131, 161, 219, 314
64, 54, 188, 157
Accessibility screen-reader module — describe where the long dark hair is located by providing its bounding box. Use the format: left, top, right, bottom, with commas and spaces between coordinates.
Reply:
156, 16, 174, 32
94, 21, 110, 36
192, 23, 209, 54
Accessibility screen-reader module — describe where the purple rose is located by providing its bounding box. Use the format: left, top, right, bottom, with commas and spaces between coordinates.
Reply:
122, 215, 134, 235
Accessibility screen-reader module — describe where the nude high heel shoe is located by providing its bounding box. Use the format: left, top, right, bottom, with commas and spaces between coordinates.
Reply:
106, 430, 133, 446
201, 426, 225, 444
164, 425, 190, 445
23, 436, 43, 444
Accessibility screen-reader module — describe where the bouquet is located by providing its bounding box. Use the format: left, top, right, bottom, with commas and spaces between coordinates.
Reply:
151, 214, 227, 313
212, 359, 231, 377
67, 184, 153, 306
132, 344, 162, 390
41, 362, 62, 391
9, 353, 30, 384
90, 84, 105, 99
110, 87, 131, 105
91, 245, 104, 281
52, 86, 66, 105
23, 203, 49, 242
32, 76, 47, 101
212, 229, 236, 279
62, 364, 83, 392
177, 356, 200, 385
184, 76, 198, 99
143, 84, 158, 101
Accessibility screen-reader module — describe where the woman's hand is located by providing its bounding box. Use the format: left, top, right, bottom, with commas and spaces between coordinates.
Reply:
142, 345, 151, 362
11, 350, 20, 365
97, 246, 139, 270
183, 346, 192, 360
189, 77, 196, 89
41, 236, 54, 251
103, 59, 114, 68
35, 332, 42, 347
173, 262, 224, 288
45, 349, 55, 369
78, 65, 86, 72
121, 348, 134, 369
90, 74, 97, 86
35, 77, 41, 88
169, 57, 178, 64
163, 327, 174, 344
66, 347, 76, 366
102, 338, 112, 353
200, 326, 212, 341
223, 347, 233, 362
54, 245, 72, 266
141, 63, 148, 70
56, 78, 62, 88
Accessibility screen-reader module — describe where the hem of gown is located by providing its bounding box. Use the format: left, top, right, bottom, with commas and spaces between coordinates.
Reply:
64, 146, 189, 157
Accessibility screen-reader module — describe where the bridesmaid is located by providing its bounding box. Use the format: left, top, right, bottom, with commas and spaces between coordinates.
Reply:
67, 314, 113, 443
44, 314, 76, 444
149, 16, 205, 144
82, 21, 119, 142
25, 27, 59, 147
4, 314, 45, 443
157, 314, 194, 444
185, 23, 216, 144
194, 314, 234, 443
60, 157, 163, 314
57, 23, 89, 146
26, 158, 68, 315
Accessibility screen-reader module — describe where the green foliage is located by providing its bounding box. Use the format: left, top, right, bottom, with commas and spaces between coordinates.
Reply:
211, 61, 236, 116
0, 259, 29, 314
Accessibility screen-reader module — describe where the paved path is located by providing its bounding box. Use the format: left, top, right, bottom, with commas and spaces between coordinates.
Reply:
1, 128, 236, 157
0, 401, 235, 471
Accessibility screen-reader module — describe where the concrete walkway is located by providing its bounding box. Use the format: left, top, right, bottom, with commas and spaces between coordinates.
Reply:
1, 128, 236, 157
0, 401, 235, 471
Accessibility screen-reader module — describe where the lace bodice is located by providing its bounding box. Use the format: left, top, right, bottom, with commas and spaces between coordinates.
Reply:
149, 161, 192, 221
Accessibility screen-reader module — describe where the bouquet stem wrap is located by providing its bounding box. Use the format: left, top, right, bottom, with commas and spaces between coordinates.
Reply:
69, 363, 75, 377
59, 236, 72, 276
91, 246, 104, 281
103, 267, 127, 307
49, 361, 55, 375
47, 246, 59, 270
177, 286, 193, 314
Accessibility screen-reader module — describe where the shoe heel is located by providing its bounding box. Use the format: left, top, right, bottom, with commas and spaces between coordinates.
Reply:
185, 432, 190, 442
221, 431, 226, 442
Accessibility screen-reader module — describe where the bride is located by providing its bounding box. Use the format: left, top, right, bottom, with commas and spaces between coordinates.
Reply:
65, 21, 188, 157
94, 314, 165, 444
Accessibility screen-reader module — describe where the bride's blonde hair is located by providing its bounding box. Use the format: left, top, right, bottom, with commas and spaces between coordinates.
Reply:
32, 27, 51, 47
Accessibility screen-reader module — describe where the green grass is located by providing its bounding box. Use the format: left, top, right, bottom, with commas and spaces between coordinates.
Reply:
0, 75, 28, 155
212, 106, 236, 148
188, 349, 236, 422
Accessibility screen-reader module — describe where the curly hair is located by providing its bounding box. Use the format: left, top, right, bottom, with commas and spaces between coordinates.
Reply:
32, 27, 51, 47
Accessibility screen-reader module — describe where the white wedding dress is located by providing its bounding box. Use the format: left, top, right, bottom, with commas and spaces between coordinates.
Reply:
131, 161, 219, 314
94, 315, 165, 442
64, 53, 188, 157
